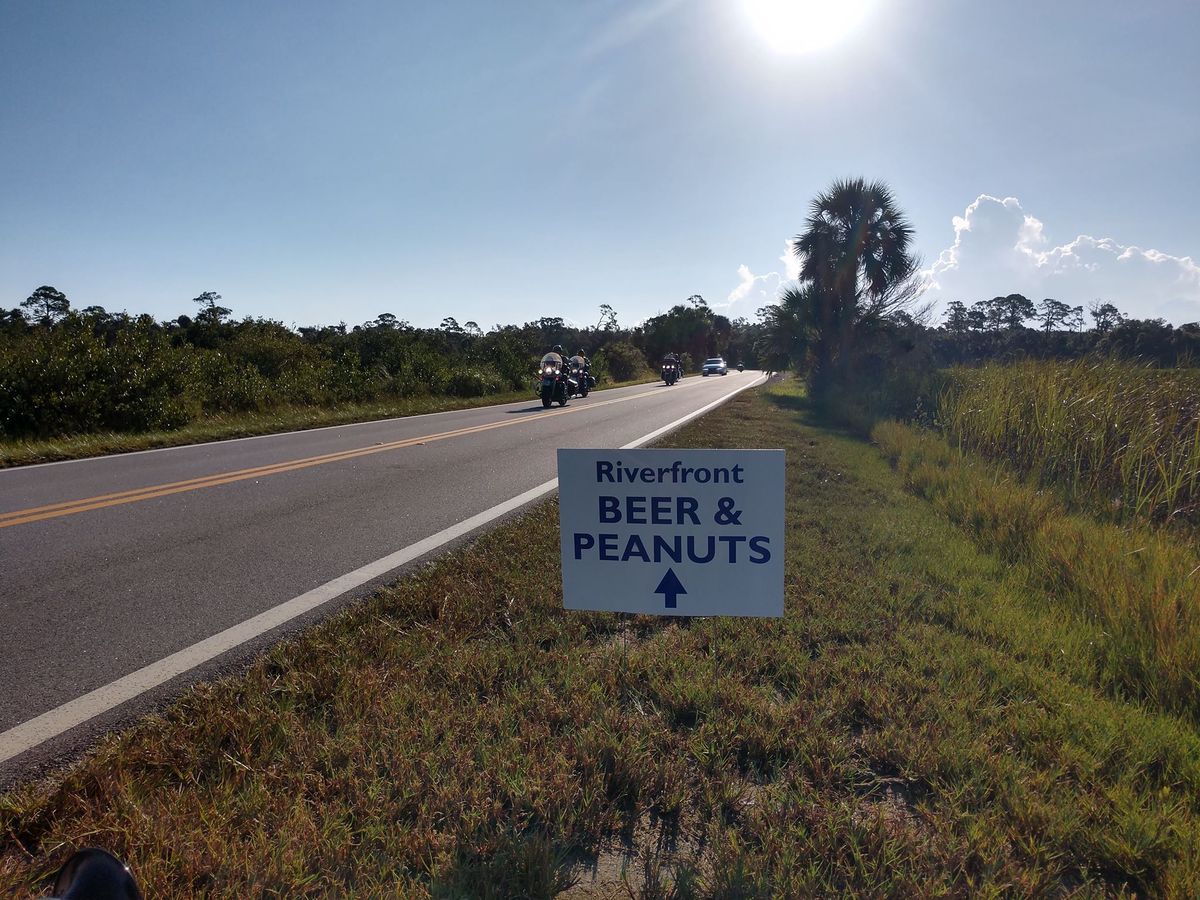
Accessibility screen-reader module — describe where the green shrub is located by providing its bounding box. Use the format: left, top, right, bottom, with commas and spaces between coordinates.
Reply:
320, 359, 381, 404
595, 341, 647, 382
222, 321, 332, 405
445, 365, 506, 397
185, 349, 272, 414
0, 316, 194, 436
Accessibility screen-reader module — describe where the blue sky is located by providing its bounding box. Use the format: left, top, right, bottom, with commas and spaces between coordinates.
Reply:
3, 0, 1198, 328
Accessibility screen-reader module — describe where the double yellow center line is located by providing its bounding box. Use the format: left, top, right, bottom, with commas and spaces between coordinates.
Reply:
0, 383, 682, 530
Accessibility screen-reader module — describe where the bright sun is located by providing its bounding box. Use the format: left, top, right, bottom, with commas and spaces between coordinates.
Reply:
743, 0, 873, 54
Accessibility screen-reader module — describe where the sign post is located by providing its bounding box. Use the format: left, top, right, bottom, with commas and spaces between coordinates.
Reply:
558, 449, 785, 618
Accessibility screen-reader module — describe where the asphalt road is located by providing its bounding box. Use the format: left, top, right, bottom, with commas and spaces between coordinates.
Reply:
0, 372, 764, 780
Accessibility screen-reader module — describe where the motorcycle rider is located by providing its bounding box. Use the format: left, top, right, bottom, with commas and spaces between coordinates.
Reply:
539, 344, 572, 405
570, 348, 592, 385
661, 351, 679, 385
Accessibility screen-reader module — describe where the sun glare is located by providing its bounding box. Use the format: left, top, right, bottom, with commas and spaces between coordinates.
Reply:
743, 0, 873, 54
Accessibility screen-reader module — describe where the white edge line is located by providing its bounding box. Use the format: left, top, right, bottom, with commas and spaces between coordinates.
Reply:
0, 480, 557, 764
0, 373, 765, 765
5, 377, 698, 473
621, 373, 765, 449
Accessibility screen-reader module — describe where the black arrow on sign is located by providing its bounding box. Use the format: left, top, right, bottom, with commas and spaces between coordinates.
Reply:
654, 568, 687, 609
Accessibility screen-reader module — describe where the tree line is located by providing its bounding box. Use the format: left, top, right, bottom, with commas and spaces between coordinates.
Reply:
0, 287, 762, 438
929, 297, 1200, 368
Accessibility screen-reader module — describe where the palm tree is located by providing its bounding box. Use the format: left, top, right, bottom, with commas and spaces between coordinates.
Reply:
791, 178, 918, 390
755, 284, 814, 374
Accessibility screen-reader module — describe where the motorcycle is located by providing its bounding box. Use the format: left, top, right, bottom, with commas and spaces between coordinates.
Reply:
662, 361, 679, 385
569, 356, 594, 397
737, 362, 744, 373
537, 354, 576, 408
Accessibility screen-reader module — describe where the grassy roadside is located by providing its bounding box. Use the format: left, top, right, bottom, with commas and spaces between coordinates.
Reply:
3, 379, 1200, 896
0, 375, 663, 469
873, 420, 1200, 723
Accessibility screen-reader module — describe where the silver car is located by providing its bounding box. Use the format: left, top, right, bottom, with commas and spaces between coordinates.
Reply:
702, 357, 728, 376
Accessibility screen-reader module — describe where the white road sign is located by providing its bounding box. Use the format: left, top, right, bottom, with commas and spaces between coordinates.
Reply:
558, 448, 784, 617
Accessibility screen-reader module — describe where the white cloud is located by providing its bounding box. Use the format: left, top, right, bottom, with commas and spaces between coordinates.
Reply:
720, 264, 782, 316
726, 264, 776, 305
780, 240, 801, 282
923, 195, 1200, 323
717, 242, 797, 315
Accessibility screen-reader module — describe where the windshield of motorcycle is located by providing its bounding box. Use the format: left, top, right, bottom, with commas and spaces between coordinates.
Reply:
540, 354, 561, 375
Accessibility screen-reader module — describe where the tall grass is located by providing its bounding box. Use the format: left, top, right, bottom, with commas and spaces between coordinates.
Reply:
873, 420, 1200, 721
937, 358, 1200, 526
